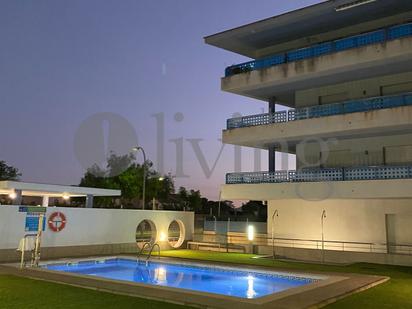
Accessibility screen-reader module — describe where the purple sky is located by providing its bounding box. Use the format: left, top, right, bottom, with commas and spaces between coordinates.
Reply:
0, 0, 321, 200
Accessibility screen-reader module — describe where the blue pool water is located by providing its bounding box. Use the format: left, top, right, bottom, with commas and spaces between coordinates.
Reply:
45, 258, 317, 299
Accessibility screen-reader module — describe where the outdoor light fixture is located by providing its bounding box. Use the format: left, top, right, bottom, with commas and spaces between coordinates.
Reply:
247, 225, 255, 241
9, 192, 16, 199
62, 194, 70, 200
158, 177, 165, 181
159, 231, 167, 242
335, 0, 377, 12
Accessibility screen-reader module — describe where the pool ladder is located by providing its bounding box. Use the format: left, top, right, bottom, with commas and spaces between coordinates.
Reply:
137, 242, 160, 263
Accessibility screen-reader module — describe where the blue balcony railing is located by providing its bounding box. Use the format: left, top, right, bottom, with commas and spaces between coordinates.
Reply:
226, 92, 412, 129
225, 22, 412, 77
226, 166, 412, 184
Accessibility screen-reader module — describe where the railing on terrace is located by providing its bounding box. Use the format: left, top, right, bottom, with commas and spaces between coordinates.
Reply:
226, 92, 412, 129
226, 166, 412, 184
225, 22, 412, 77
192, 232, 412, 255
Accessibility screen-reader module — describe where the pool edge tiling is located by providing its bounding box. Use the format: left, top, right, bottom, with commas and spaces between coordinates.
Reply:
1, 256, 389, 309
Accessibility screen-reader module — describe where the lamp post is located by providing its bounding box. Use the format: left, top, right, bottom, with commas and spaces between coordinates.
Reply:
132, 146, 147, 210
272, 209, 279, 259
217, 190, 222, 218
321, 210, 327, 263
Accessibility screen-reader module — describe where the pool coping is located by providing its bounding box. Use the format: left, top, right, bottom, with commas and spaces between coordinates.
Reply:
0, 255, 389, 309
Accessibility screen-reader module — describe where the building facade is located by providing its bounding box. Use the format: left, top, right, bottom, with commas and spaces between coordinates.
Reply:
206, 0, 412, 257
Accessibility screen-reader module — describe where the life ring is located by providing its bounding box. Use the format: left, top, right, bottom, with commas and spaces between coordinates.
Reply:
48, 212, 67, 232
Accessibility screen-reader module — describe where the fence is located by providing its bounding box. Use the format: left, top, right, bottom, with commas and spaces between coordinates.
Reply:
225, 22, 412, 77
226, 165, 412, 184
226, 92, 412, 129
192, 232, 412, 256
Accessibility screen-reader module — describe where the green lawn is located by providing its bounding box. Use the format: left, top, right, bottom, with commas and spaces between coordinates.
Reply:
0, 274, 188, 309
1, 250, 411, 308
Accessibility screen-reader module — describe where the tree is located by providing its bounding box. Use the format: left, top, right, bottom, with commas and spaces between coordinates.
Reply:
80, 152, 174, 208
241, 200, 267, 221
188, 190, 202, 212
0, 160, 21, 181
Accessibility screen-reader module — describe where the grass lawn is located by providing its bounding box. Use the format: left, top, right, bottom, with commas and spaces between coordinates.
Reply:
0, 274, 189, 309
1, 250, 411, 308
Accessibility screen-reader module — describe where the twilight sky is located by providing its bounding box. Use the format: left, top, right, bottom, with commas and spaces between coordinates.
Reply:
0, 0, 322, 200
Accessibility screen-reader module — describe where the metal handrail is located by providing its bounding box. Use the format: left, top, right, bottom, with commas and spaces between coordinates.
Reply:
19, 234, 37, 269
195, 232, 377, 246
225, 22, 412, 77
146, 243, 160, 261
137, 242, 152, 259
192, 232, 412, 255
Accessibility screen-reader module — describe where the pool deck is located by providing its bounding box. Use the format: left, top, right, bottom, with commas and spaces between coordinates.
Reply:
0, 256, 389, 309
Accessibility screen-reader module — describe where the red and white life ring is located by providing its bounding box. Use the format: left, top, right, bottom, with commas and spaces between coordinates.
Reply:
48, 212, 67, 232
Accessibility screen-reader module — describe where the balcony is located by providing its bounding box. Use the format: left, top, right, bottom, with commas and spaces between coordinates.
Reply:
223, 93, 412, 149
227, 93, 412, 129
226, 166, 412, 184
221, 24, 412, 103
221, 166, 412, 201
225, 22, 412, 77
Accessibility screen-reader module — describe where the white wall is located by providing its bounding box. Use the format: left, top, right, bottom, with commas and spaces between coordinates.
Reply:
268, 199, 412, 245
295, 71, 412, 107
0, 206, 194, 250
296, 133, 412, 168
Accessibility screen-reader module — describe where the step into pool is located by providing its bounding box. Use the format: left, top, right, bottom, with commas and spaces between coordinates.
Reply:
44, 258, 322, 299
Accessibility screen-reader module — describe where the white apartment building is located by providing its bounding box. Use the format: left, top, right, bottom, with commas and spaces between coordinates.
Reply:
206, 0, 412, 260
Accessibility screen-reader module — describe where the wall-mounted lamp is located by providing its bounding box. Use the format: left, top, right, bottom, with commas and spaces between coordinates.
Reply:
159, 231, 167, 242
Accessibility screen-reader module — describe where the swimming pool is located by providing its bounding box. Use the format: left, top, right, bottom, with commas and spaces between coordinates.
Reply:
44, 258, 320, 299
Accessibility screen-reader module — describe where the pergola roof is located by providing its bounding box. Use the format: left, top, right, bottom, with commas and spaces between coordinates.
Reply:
0, 181, 121, 198
205, 0, 412, 58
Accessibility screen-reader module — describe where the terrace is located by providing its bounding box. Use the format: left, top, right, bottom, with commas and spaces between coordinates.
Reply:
1, 250, 411, 309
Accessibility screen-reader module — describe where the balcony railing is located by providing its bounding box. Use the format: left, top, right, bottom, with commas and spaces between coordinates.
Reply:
226, 166, 412, 184
225, 22, 412, 77
226, 92, 412, 129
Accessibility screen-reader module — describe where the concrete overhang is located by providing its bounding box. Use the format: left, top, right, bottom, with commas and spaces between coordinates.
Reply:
205, 0, 412, 58
220, 37, 412, 105
0, 181, 121, 198
221, 179, 412, 201
222, 105, 412, 150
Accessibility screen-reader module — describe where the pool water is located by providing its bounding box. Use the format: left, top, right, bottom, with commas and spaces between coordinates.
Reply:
45, 258, 317, 299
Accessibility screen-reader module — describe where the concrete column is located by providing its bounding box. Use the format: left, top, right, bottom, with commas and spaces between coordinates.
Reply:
42, 196, 49, 207
86, 194, 94, 208
269, 145, 276, 172
269, 97, 276, 114
12, 189, 22, 205
268, 97, 276, 172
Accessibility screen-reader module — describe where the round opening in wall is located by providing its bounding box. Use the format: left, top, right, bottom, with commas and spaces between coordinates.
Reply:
168, 220, 185, 248
136, 220, 157, 249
